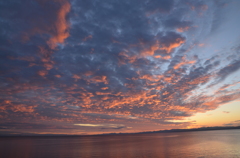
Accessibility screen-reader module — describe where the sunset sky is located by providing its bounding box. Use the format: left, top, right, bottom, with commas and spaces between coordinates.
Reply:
1, 0, 240, 135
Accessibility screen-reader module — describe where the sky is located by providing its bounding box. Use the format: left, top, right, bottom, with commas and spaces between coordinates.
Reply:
0, 0, 240, 135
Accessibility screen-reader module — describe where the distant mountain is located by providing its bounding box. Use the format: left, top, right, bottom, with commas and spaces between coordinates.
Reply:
95, 126, 240, 136
136, 126, 240, 135
1, 126, 240, 137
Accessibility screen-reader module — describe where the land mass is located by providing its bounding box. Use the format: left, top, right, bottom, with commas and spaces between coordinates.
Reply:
1, 126, 240, 137
135, 125, 240, 135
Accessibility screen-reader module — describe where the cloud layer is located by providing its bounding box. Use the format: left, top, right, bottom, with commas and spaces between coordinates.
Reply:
1, 0, 240, 134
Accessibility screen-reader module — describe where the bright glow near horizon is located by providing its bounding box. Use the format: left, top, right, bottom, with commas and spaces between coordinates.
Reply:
186, 101, 240, 128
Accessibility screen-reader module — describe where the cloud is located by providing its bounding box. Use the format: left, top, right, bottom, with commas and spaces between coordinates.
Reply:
74, 123, 127, 129
145, 0, 174, 15
224, 120, 240, 126
222, 111, 230, 114
47, 0, 71, 49
217, 60, 240, 81
1, 0, 240, 134
0, 122, 74, 130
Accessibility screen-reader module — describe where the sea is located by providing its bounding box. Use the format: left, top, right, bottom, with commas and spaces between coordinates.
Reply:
0, 129, 240, 158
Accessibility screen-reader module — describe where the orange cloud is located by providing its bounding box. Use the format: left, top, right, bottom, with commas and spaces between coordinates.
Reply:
72, 74, 81, 81
198, 43, 205, 47
140, 38, 185, 57
84, 71, 94, 76
101, 87, 109, 90
173, 57, 196, 69
176, 26, 190, 33
118, 37, 184, 66
4, 100, 11, 104
55, 75, 61, 78
82, 35, 92, 41
38, 70, 48, 77
141, 41, 160, 56
160, 38, 185, 54
187, 74, 211, 85
118, 52, 137, 64
47, 1, 71, 49
219, 81, 240, 91
10, 104, 36, 113
95, 92, 112, 96
70, 75, 109, 87
91, 76, 108, 84
43, 63, 54, 70
154, 55, 171, 60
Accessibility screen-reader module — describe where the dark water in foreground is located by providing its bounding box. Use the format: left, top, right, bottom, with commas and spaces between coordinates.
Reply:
0, 130, 240, 158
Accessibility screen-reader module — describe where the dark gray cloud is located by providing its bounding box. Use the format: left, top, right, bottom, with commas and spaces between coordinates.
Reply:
217, 60, 240, 80
0, 122, 74, 129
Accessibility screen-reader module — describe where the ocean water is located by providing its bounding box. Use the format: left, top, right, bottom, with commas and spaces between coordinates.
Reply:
0, 129, 240, 158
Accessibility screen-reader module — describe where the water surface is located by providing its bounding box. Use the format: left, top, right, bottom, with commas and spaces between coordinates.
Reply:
0, 129, 240, 158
